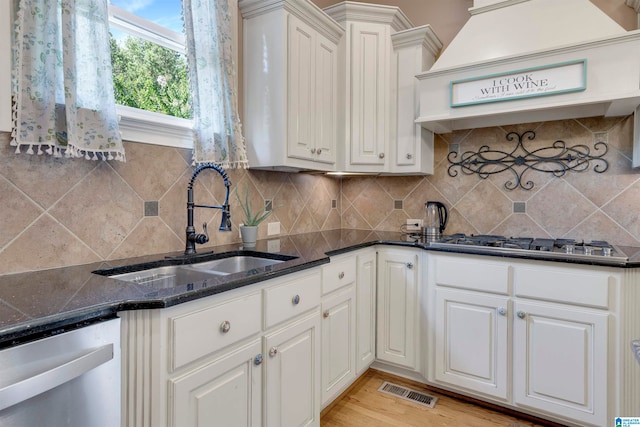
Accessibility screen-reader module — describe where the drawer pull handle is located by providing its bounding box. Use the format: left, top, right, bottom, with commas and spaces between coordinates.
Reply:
254, 354, 263, 365
220, 320, 231, 333
292, 294, 300, 305
497, 307, 507, 316
517, 311, 526, 319
269, 347, 278, 357
406, 262, 413, 269
323, 311, 330, 318
338, 272, 345, 279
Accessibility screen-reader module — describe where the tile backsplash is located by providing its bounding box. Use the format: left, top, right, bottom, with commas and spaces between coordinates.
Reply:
0, 114, 637, 275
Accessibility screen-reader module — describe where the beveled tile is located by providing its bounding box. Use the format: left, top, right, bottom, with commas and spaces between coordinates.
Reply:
0, 214, 100, 275
602, 180, 640, 241
108, 217, 184, 260
376, 209, 408, 232
563, 211, 640, 246
444, 207, 479, 236
341, 176, 376, 205
341, 205, 371, 229
351, 181, 394, 229
527, 179, 595, 237
0, 140, 97, 209
376, 175, 423, 200
403, 179, 447, 221
290, 206, 320, 234
273, 179, 305, 232
49, 163, 143, 258
0, 175, 43, 248
455, 180, 513, 234
491, 214, 551, 238
564, 147, 639, 207
111, 141, 190, 200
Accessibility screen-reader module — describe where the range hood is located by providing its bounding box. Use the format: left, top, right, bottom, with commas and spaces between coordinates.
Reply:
415, 0, 640, 148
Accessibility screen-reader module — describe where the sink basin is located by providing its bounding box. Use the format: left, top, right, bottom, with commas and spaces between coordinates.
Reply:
108, 265, 217, 288
94, 252, 298, 289
188, 256, 285, 275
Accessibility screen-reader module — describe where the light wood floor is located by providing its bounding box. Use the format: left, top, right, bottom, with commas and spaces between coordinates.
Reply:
321, 369, 566, 427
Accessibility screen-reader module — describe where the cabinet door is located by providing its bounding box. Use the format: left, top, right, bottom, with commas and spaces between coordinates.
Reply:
376, 248, 419, 370
434, 288, 509, 400
314, 31, 338, 165
513, 301, 608, 427
356, 249, 376, 374
170, 339, 262, 427
287, 15, 316, 161
349, 21, 389, 167
265, 311, 320, 427
321, 285, 356, 405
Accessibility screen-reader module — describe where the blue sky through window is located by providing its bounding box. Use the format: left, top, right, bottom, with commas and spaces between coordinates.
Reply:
110, 0, 184, 33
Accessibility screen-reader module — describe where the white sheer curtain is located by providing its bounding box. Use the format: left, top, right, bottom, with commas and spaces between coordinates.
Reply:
183, 0, 248, 168
11, 0, 125, 161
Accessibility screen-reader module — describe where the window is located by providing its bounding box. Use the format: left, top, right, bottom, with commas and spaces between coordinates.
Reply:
108, 0, 193, 148
107, 0, 239, 149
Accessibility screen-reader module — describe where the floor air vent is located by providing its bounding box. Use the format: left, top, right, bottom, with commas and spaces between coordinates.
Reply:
378, 381, 438, 408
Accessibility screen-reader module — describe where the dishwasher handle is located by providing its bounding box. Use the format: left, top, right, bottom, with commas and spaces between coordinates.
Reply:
0, 343, 114, 411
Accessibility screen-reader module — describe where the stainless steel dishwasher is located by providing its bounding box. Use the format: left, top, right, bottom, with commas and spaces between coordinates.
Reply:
0, 318, 121, 427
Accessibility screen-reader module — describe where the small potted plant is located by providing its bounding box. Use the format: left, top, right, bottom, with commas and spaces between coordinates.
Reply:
235, 184, 274, 248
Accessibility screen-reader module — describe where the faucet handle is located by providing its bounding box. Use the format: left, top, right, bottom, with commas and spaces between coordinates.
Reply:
195, 222, 209, 244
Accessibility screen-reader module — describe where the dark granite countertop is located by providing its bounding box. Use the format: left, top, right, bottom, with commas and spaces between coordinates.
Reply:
1, 229, 639, 348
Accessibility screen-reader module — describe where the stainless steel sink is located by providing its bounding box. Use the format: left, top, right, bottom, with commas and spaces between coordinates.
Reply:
108, 265, 219, 288
188, 256, 285, 275
96, 253, 297, 288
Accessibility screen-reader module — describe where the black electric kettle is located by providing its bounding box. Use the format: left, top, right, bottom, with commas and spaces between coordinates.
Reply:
424, 201, 448, 239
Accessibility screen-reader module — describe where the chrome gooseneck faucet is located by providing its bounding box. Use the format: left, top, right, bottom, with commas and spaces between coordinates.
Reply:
185, 163, 232, 255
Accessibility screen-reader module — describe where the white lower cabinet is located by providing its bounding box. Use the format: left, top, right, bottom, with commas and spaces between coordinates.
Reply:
120, 268, 321, 427
355, 248, 376, 374
513, 300, 608, 427
320, 253, 357, 406
434, 288, 508, 400
264, 311, 321, 427
170, 339, 263, 427
427, 253, 630, 427
376, 247, 420, 371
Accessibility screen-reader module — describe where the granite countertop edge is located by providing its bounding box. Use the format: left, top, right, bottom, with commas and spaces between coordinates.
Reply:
1, 229, 639, 347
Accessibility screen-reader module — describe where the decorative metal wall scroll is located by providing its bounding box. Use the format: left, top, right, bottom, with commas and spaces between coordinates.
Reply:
447, 130, 609, 190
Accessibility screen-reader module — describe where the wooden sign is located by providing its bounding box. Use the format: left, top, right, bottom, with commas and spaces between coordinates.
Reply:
450, 60, 586, 107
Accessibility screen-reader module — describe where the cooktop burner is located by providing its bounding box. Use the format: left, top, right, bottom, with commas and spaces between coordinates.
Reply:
429, 233, 628, 265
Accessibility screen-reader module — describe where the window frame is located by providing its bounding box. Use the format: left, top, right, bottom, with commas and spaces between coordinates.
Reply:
1, 0, 12, 133
108, 0, 239, 149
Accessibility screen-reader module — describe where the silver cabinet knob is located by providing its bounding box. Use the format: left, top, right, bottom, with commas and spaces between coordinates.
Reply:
517, 311, 526, 319
497, 307, 507, 316
220, 320, 231, 333
406, 153, 413, 159
379, 153, 385, 159
310, 148, 316, 154
269, 347, 278, 357
338, 272, 345, 279
292, 294, 300, 305
406, 262, 414, 269
323, 311, 330, 318
317, 148, 322, 155
254, 354, 263, 365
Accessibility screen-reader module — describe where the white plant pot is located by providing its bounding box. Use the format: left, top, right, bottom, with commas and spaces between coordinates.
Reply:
240, 225, 258, 248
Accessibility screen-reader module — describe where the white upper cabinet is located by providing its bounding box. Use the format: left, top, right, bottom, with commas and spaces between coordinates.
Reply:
324, 2, 413, 174
389, 26, 441, 175
1, 1, 12, 133
239, 0, 343, 171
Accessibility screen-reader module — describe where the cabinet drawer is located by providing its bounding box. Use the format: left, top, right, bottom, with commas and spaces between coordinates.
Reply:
513, 265, 612, 309
434, 255, 510, 294
171, 292, 262, 371
264, 272, 321, 329
322, 256, 356, 295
